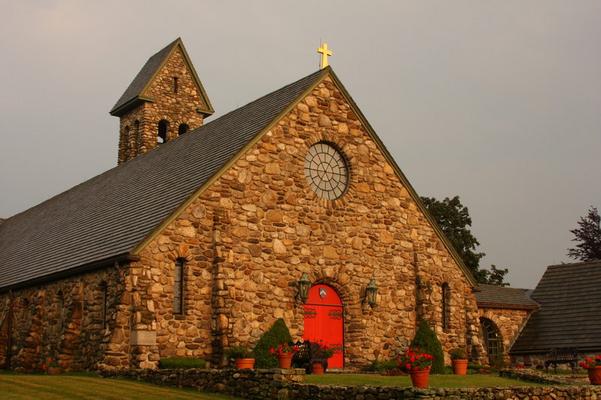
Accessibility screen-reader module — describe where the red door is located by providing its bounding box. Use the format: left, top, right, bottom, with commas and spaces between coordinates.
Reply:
303, 284, 344, 369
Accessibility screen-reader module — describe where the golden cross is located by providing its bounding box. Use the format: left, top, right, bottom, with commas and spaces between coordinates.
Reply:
317, 42, 333, 69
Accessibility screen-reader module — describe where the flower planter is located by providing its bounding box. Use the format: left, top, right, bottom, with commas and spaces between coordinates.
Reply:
410, 367, 430, 389
452, 359, 468, 375
311, 362, 325, 375
278, 353, 293, 369
588, 366, 601, 385
235, 358, 255, 370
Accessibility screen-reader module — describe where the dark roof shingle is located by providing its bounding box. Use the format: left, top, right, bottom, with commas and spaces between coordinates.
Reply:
0, 68, 326, 291
510, 261, 601, 354
475, 284, 539, 310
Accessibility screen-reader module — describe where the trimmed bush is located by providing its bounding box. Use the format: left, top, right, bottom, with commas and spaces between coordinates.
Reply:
159, 357, 206, 369
411, 319, 445, 374
253, 318, 292, 368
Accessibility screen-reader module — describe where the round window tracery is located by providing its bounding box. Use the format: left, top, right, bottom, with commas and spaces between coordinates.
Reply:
304, 142, 349, 200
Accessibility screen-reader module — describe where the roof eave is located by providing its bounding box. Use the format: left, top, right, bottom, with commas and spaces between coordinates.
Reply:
0, 253, 139, 294
109, 96, 153, 116
476, 301, 539, 311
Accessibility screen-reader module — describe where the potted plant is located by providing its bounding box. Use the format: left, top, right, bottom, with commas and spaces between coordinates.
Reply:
226, 346, 255, 370
269, 343, 299, 369
579, 355, 601, 385
398, 348, 434, 388
450, 347, 468, 375
309, 341, 336, 375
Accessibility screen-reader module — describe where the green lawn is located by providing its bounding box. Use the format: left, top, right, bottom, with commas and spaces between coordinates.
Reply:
0, 374, 238, 400
306, 373, 543, 388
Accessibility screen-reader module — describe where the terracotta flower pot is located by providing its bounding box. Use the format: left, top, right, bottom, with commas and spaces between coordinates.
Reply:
452, 359, 468, 375
588, 366, 601, 385
410, 367, 430, 389
278, 353, 293, 369
312, 362, 325, 375
235, 358, 255, 370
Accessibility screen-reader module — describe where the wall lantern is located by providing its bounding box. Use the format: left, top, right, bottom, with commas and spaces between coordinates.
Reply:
365, 278, 378, 307
297, 273, 311, 303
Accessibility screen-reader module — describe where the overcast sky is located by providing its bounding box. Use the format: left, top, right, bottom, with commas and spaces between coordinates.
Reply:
1, 1, 600, 288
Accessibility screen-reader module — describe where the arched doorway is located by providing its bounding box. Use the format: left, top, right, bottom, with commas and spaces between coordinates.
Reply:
303, 284, 344, 369
480, 317, 503, 366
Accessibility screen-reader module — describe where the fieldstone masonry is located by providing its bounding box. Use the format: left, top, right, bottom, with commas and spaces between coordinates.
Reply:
0, 42, 534, 372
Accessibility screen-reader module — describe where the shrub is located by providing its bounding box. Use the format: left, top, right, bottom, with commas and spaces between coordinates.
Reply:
225, 346, 253, 360
253, 318, 292, 368
363, 359, 399, 373
411, 319, 445, 374
450, 347, 467, 360
159, 357, 206, 369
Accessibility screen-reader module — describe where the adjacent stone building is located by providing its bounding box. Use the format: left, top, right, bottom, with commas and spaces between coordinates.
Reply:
0, 39, 532, 371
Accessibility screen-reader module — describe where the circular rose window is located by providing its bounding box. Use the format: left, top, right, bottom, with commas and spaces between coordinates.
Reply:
304, 142, 349, 200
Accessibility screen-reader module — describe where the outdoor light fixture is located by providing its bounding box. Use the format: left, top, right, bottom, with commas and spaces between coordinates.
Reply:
298, 273, 311, 303
365, 277, 378, 307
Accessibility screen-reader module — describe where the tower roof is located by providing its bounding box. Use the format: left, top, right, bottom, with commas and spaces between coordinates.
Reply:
109, 38, 214, 116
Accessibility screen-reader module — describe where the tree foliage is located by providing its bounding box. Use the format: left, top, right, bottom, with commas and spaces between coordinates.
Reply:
411, 319, 445, 374
568, 206, 601, 261
253, 318, 292, 368
421, 195, 508, 285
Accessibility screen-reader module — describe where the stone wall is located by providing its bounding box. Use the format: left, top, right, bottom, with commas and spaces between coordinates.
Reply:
117, 45, 207, 164
0, 264, 133, 371
130, 73, 484, 367
101, 368, 601, 400
479, 307, 531, 364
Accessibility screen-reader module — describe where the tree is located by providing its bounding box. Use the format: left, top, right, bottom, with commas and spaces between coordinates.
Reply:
567, 206, 601, 261
421, 195, 508, 286
411, 319, 445, 374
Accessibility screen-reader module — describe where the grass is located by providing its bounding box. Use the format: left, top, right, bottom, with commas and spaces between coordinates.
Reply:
305, 373, 544, 388
0, 374, 238, 400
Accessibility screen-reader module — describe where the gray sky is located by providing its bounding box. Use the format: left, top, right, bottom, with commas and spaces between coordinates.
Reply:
1, 1, 600, 289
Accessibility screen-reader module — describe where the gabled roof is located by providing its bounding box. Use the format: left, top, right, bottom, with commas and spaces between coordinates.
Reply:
109, 38, 214, 116
510, 261, 601, 354
475, 284, 539, 310
1, 66, 479, 291
0, 68, 326, 291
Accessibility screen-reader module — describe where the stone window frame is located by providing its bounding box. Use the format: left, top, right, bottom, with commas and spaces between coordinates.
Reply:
173, 258, 186, 315
56, 289, 65, 333
124, 125, 130, 156
441, 283, 451, 332
304, 141, 350, 201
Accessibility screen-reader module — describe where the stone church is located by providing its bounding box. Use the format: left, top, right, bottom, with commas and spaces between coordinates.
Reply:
0, 38, 532, 371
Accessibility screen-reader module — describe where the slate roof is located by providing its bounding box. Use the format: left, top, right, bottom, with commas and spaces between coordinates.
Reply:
510, 261, 601, 354
0, 68, 327, 291
109, 38, 213, 116
475, 284, 539, 310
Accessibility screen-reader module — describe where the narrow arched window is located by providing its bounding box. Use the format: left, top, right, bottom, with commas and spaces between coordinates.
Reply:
157, 120, 169, 144
100, 281, 108, 330
134, 120, 141, 152
57, 290, 65, 332
178, 123, 189, 136
173, 77, 179, 94
124, 126, 130, 156
173, 259, 185, 314
442, 283, 451, 332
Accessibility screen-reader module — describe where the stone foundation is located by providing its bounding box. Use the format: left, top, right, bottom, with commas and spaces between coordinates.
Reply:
101, 368, 601, 400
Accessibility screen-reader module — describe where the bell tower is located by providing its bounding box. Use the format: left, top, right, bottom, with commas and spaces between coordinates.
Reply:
109, 38, 214, 164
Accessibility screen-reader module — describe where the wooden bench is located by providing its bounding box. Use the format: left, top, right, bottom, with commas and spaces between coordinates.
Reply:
544, 348, 578, 373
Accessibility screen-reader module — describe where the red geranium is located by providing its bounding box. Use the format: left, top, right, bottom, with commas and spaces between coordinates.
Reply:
398, 348, 434, 372
269, 343, 299, 357
579, 354, 601, 370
